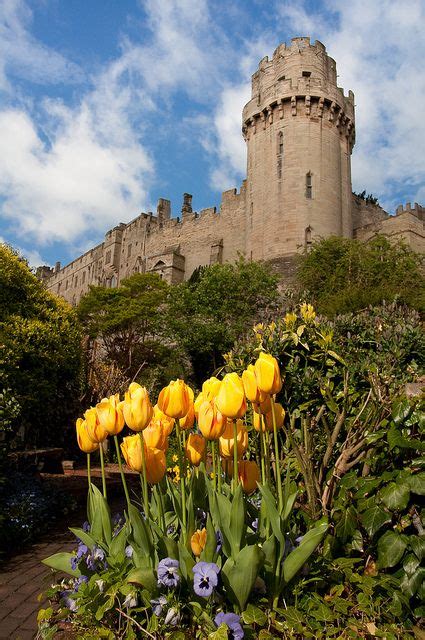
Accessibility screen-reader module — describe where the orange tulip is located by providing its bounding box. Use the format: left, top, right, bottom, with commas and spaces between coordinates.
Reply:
190, 528, 207, 556
157, 379, 191, 419
145, 446, 166, 484
121, 434, 143, 472
219, 419, 248, 459
143, 420, 167, 450
252, 394, 272, 415
254, 352, 282, 395
76, 418, 99, 453
215, 373, 246, 419
198, 399, 226, 440
185, 433, 206, 466
153, 404, 175, 436
96, 393, 125, 435
84, 407, 108, 443
179, 400, 195, 430
123, 383, 153, 432
238, 460, 260, 494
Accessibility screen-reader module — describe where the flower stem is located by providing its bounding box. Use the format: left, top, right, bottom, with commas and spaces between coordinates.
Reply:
233, 419, 238, 489
157, 484, 166, 534
114, 435, 131, 511
211, 441, 217, 490
271, 397, 283, 513
139, 433, 149, 519
259, 424, 266, 484
99, 443, 107, 499
217, 451, 222, 493
176, 425, 187, 539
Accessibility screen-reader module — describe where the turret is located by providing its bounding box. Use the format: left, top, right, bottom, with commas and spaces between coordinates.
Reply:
242, 37, 355, 265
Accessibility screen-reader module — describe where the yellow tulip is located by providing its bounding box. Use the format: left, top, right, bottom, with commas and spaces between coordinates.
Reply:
123, 383, 153, 432
153, 404, 175, 436
190, 528, 207, 556
185, 433, 206, 466
76, 418, 99, 453
121, 434, 143, 472
238, 460, 260, 494
96, 394, 125, 435
215, 373, 247, 419
252, 394, 272, 415
219, 419, 248, 459
145, 446, 166, 484
253, 402, 285, 432
194, 391, 206, 419
179, 402, 195, 430
143, 420, 167, 450
157, 379, 191, 419
242, 365, 261, 403
202, 376, 221, 400
254, 352, 282, 395
84, 407, 108, 443
198, 399, 226, 440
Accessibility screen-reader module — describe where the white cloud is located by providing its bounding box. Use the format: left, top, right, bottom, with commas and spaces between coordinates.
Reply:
0, 235, 47, 268
0, 0, 83, 91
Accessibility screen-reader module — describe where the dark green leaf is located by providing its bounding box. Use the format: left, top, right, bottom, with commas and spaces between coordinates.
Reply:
379, 482, 410, 510
377, 531, 407, 568
360, 505, 392, 537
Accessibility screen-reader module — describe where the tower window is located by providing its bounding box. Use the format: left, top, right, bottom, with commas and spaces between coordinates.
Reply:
302, 71, 311, 78
277, 132, 283, 179
305, 172, 313, 198
305, 226, 312, 249
127, 244, 132, 258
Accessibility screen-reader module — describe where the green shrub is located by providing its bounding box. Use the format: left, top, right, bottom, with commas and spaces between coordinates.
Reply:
0, 244, 83, 450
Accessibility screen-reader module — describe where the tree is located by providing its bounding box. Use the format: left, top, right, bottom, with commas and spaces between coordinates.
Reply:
0, 244, 83, 449
296, 235, 424, 316
168, 258, 280, 385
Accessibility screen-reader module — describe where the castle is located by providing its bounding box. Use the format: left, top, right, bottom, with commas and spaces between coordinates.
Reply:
38, 37, 424, 304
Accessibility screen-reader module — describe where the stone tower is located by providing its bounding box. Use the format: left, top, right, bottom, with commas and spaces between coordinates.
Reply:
242, 37, 355, 265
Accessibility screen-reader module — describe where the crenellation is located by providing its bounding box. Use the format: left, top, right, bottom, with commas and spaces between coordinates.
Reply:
37, 36, 423, 305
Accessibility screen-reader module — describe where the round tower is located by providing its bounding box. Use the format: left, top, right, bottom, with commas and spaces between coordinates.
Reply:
242, 36, 355, 266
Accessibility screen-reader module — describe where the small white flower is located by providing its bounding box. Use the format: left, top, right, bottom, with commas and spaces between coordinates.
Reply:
95, 579, 104, 593
123, 593, 138, 608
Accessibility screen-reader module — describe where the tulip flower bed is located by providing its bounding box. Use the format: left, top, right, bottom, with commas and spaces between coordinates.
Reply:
38, 352, 329, 639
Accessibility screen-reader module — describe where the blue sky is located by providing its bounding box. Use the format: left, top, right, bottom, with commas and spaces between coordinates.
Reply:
0, 0, 424, 267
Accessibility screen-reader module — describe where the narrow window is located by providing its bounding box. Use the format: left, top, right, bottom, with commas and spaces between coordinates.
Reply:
106, 250, 111, 263
82, 271, 86, 284
277, 132, 283, 179
305, 226, 312, 250
302, 71, 311, 78
305, 172, 313, 198
127, 244, 132, 258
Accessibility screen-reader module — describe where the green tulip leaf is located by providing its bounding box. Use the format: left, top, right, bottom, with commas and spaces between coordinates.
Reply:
89, 483, 112, 544
257, 483, 285, 546
128, 503, 153, 556
201, 514, 217, 563
229, 483, 245, 558
42, 552, 80, 577
69, 527, 97, 551
158, 536, 179, 560
283, 518, 328, 584
281, 491, 297, 523
108, 523, 129, 561
221, 544, 265, 611
178, 540, 195, 582
216, 493, 233, 558
377, 530, 407, 568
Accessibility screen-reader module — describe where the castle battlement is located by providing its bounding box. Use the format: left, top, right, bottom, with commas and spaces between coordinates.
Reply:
37, 36, 423, 305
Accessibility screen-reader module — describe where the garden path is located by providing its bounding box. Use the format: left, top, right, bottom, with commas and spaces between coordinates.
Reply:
0, 532, 75, 639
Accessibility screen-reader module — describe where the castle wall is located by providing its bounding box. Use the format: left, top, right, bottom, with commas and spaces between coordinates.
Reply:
354, 204, 425, 254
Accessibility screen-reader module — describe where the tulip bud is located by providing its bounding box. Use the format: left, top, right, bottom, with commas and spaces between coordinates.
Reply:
76, 418, 99, 453
202, 376, 221, 400
145, 446, 166, 484
121, 434, 143, 472
215, 373, 247, 419
96, 394, 125, 436
143, 420, 167, 450
219, 419, 248, 459
157, 379, 191, 419
123, 383, 153, 432
84, 407, 108, 443
238, 460, 260, 494
254, 352, 282, 395
198, 399, 226, 440
153, 404, 175, 436
185, 433, 206, 467
190, 528, 207, 557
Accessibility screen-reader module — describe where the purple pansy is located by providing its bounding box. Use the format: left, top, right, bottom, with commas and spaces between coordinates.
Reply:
215, 612, 244, 639
192, 561, 220, 597
74, 575, 88, 592
157, 558, 180, 588
215, 530, 223, 553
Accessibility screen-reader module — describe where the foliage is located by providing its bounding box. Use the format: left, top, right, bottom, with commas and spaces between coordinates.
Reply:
0, 472, 76, 556
296, 235, 424, 315
353, 189, 380, 206
169, 258, 280, 385
0, 244, 83, 449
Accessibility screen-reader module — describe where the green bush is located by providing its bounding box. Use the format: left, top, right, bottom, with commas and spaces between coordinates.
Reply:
296, 235, 424, 315
0, 244, 83, 450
